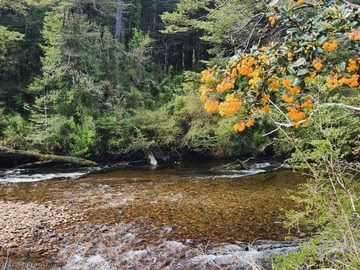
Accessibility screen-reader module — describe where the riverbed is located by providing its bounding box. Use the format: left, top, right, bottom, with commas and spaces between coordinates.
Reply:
0, 158, 304, 269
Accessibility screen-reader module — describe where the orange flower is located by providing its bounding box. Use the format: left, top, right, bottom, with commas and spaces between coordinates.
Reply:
301, 99, 313, 109
326, 74, 339, 89
322, 40, 338, 51
201, 69, 212, 82
233, 122, 246, 132
312, 59, 322, 70
199, 86, 209, 103
289, 86, 301, 95
337, 74, 359, 87
282, 78, 292, 89
204, 100, 219, 113
262, 106, 271, 113
269, 79, 280, 90
305, 71, 317, 82
245, 118, 255, 128
282, 94, 294, 103
218, 94, 242, 116
287, 107, 306, 122
216, 77, 235, 93
261, 94, 270, 105
347, 59, 358, 73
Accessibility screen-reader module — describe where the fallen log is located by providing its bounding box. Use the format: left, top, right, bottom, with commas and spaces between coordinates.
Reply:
0, 146, 97, 168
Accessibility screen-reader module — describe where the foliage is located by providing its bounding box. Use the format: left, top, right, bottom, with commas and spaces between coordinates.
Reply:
0, 113, 27, 149
199, 0, 359, 133
161, 0, 268, 58
198, 0, 360, 268
275, 83, 360, 268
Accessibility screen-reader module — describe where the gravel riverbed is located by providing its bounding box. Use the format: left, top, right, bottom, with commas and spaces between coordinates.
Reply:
0, 200, 300, 270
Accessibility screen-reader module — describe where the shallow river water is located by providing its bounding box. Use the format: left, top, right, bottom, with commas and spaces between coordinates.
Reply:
0, 158, 304, 269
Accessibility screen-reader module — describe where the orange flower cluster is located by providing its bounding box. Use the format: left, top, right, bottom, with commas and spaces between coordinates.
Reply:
262, 106, 271, 113
233, 118, 255, 132
326, 73, 360, 89
282, 78, 292, 89
199, 86, 209, 103
216, 77, 235, 93
200, 69, 212, 83
236, 56, 258, 76
289, 86, 301, 95
204, 100, 219, 113
269, 79, 280, 90
287, 107, 306, 122
339, 74, 359, 87
218, 94, 242, 116
349, 29, 360, 41
322, 40, 338, 51
281, 77, 301, 102
245, 118, 255, 127
261, 94, 270, 105
282, 94, 294, 103
326, 74, 340, 89
347, 59, 358, 73
312, 58, 322, 70
301, 99, 313, 109
234, 122, 246, 132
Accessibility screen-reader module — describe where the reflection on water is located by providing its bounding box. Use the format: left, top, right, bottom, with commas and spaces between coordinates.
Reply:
0, 158, 303, 243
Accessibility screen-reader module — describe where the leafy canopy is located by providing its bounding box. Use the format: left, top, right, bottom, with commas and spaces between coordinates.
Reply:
199, 0, 360, 132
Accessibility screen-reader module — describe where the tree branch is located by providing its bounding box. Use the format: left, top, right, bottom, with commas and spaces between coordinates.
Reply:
321, 103, 360, 112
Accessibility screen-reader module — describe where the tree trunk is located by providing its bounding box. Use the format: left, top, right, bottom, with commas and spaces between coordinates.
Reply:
0, 147, 97, 168
115, 0, 123, 42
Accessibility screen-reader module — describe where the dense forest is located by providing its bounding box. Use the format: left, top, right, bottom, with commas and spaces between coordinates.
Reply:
1, 0, 360, 268
0, 0, 273, 162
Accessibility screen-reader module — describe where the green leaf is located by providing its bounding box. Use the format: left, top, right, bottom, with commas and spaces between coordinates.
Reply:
291, 58, 306, 68
316, 47, 323, 53
339, 62, 346, 71
317, 36, 327, 44
278, 57, 287, 66
297, 68, 309, 76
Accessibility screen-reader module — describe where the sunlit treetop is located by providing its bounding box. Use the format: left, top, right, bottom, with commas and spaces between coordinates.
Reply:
199, 0, 360, 132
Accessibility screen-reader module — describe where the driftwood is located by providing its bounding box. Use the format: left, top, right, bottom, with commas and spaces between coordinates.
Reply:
0, 146, 97, 168
209, 159, 250, 171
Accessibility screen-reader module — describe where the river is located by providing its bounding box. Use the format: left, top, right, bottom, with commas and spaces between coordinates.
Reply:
0, 158, 304, 269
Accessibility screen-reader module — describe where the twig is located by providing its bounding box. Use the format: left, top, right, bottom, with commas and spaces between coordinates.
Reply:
203, 0, 230, 20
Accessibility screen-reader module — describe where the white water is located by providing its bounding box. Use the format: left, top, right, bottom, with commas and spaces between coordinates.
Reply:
0, 160, 280, 183
0, 166, 102, 183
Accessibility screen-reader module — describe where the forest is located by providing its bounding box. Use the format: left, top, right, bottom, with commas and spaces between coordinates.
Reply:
0, 0, 277, 162
1, 0, 360, 268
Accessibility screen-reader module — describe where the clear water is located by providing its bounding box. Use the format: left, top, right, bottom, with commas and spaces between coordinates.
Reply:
0, 158, 303, 243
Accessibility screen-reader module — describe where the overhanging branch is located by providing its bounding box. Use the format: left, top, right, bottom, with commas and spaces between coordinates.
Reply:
321, 103, 360, 112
